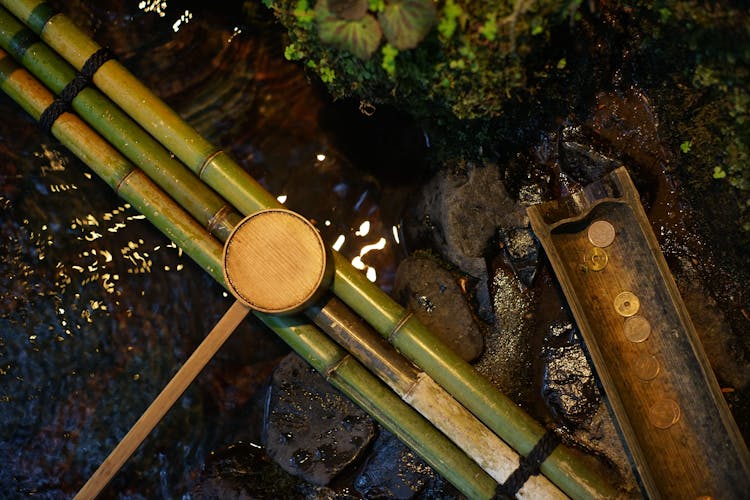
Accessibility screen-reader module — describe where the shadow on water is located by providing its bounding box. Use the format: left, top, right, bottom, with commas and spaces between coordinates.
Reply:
0, 0, 427, 496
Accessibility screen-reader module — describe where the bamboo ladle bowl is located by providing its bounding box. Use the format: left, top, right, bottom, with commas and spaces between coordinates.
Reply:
223, 209, 332, 314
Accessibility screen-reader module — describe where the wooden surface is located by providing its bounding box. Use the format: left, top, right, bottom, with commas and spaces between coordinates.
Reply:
223, 209, 329, 314
528, 167, 750, 499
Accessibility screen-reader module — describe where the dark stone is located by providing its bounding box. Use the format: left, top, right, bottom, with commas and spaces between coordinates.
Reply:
393, 256, 484, 362
497, 226, 541, 287
404, 162, 527, 320
354, 430, 458, 500
191, 442, 305, 499
541, 321, 601, 427
262, 353, 376, 486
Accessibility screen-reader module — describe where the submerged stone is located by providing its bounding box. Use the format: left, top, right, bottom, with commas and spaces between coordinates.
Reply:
263, 353, 376, 485
192, 442, 305, 498
354, 430, 458, 500
393, 256, 484, 362
541, 321, 600, 427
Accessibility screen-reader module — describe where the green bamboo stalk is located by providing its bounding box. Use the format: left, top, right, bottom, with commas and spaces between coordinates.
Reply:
0, 7, 242, 241
0, 49, 498, 500
0, 2, 620, 496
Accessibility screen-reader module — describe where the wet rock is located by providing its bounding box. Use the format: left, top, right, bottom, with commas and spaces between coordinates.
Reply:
393, 256, 484, 362
674, 256, 750, 391
192, 442, 306, 499
405, 162, 527, 320
354, 430, 458, 500
560, 124, 622, 185
497, 226, 541, 288
263, 353, 376, 485
541, 321, 600, 426
472, 260, 535, 400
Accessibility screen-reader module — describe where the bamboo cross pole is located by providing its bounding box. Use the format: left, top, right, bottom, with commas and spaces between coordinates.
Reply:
0, 49, 498, 500
0, 2, 619, 496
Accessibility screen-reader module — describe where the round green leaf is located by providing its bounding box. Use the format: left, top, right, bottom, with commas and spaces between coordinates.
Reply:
317, 2, 383, 59
378, 0, 436, 50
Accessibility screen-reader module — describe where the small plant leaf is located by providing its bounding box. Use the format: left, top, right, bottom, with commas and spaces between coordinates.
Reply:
378, 0, 437, 50
317, 2, 382, 59
326, 0, 369, 20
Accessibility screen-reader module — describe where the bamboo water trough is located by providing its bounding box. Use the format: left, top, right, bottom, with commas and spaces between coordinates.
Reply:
0, 1, 618, 498
528, 168, 750, 498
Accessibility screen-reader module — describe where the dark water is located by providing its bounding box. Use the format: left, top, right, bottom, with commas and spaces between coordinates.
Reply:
0, 1, 424, 496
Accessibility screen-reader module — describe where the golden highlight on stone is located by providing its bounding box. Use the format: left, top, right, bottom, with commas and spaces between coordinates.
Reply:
587, 220, 616, 248
588, 247, 609, 271
649, 399, 681, 429
614, 291, 640, 317
634, 354, 660, 381
624, 315, 651, 342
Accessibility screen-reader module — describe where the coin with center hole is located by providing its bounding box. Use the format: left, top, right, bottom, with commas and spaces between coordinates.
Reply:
614, 291, 640, 317
649, 399, 681, 429
588, 220, 616, 247
588, 247, 608, 271
624, 315, 651, 342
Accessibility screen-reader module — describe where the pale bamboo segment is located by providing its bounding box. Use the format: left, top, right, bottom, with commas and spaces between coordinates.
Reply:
260, 313, 498, 500
307, 297, 567, 499
406, 374, 567, 499
0, 51, 499, 500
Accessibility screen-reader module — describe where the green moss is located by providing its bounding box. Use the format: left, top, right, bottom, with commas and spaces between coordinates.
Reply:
381, 43, 399, 77
438, 0, 463, 40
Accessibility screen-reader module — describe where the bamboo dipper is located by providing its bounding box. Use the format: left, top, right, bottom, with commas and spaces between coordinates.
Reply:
76, 210, 334, 498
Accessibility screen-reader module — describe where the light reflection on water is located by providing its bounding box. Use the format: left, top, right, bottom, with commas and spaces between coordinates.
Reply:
1, 0, 419, 496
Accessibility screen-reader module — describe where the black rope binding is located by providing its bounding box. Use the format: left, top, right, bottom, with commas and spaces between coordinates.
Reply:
39, 47, 113, 134
494, 430, 560, 499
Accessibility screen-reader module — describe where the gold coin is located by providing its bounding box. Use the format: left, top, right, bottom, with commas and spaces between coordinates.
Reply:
587, 220, 616, 248
588, 247, 608, 271
614, 291, 640, 317
623, 315, 651, 342
648, 399, 681, 429
634, 354, 660, 381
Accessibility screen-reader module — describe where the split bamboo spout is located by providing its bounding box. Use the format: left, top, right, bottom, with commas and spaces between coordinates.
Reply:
0, 1, 620, 497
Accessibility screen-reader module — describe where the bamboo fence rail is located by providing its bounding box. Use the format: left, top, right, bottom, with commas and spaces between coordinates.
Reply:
0, 1, 620, 497
0, 48, 498, 500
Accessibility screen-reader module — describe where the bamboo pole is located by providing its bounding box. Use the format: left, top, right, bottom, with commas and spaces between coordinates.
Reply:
0, 2, 619, 496
0, 49, 498, 499
307, 296, 567, 499
0, 8, 242, 242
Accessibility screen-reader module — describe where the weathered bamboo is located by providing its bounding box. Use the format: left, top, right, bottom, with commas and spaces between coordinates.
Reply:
0, 2, 619, 496
528, 167, 750, 498
307, 296, 567, 499
0, 49, 498, 499
0, 7, 242, 241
